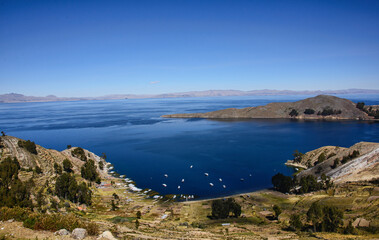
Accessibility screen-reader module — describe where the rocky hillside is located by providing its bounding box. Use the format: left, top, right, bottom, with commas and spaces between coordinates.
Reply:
287, 142, 379, 183
162, 95, 373, 120
0, 135, 108, 178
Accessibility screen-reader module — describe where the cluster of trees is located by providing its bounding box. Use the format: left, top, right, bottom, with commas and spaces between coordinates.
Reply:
17, 140, 37, 154
71, 147, 87, 161
272, 173, 332, 194
290, 202, 344, 233
211, 198, 241, 219
304, 108, 315, 114
317, 107, 342, 116
341, 150, 360, 164
81, 159, 100, 183
55, 172, 92, 205
356, 102, 379, 119
0, 157, 32, 208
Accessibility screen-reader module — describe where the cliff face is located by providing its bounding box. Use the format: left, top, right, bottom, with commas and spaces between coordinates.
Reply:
162, 95, 372, 120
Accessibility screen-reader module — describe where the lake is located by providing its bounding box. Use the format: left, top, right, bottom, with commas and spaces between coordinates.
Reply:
1, 94, 379, 199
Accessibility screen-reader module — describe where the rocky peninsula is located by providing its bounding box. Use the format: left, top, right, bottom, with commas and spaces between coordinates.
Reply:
162, 95, 376, 120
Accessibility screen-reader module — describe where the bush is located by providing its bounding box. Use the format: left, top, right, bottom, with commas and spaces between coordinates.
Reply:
21, 211, 98, 235
17, 140, 37, 154
273, 205, 282, 219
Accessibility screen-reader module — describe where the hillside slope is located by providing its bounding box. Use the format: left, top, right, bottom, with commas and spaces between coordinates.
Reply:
162, 95, 373, 120
287, 142, 379, 183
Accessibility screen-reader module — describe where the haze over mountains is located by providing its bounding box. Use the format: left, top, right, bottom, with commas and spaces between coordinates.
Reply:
1, 89, 379, 103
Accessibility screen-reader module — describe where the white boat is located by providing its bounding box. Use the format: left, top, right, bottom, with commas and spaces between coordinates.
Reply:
190, 165, 193, 168
240, 178, 244, 181
162, 184, 167, 187
178, 186, 181, 189
223, 185, 226, 188
181, 179, 185, 182
249, 174, 252, 177
204, 173, 209, 176
219, 178, 222, 182
209, 183, 214, 187
164, 174, 168, 178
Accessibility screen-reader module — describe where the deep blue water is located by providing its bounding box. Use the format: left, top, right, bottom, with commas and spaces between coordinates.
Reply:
1, 94, 379, 199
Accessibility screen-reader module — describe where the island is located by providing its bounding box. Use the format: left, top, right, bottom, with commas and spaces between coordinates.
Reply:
162, 95, 379, 120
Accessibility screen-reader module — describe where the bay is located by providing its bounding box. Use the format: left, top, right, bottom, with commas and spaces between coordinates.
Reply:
1, 94, 378, 199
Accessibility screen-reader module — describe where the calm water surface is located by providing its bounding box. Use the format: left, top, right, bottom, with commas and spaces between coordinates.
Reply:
1, 94, 378, 199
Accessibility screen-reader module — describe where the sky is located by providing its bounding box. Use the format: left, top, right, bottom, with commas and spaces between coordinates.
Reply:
0, 0, 379, 97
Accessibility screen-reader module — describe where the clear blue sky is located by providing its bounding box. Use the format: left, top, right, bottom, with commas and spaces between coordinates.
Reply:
1, 0, 379, 97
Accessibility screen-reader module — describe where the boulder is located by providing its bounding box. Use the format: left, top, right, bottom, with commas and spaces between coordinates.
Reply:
72, 228, 88, 239
54, 229, 70, 236
98, 231, 117, 240
352, 218, 370, 228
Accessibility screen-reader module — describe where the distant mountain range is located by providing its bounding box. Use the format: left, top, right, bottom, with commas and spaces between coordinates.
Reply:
1, 89, 379, 103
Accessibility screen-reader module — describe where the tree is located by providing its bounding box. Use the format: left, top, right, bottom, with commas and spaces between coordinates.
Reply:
135, 219, 140, 229
81, 159, 99, 182
101, 153, 107, 160
289, 109, 298, 117
1, 131, 5, 136
71, 147, 87, 161
316, 153, 326, 164
136, 210, 141, 219
211, 198, 241, 219
0, 157, 32, 208
272, 173, 293, 193
62, 159, 73, 173
54, 163, 62, 175
307, 202, 323, 232
98, 161, 104, 170
344, 221, 356, 235
322, 206, 343, 232
356, 102, 365, 110
289, 214, 302, 231
293, 150, 304, 163
111, 200, 118, 211
299, 175, 320, 193
67, 145, 72, 149
273, 205, 282, 219
77, 182, 92, 205
331, 159, 340, 169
